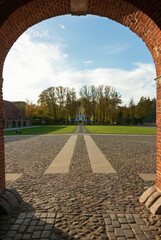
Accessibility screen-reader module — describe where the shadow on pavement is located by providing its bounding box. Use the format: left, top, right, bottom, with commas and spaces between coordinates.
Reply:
4, 135, 39, 144
0, 200, 77, 240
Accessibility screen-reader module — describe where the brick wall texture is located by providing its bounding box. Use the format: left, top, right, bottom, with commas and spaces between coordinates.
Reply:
0, 0, 161, 192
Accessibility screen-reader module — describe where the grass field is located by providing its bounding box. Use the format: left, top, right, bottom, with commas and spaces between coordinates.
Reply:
84, 125, 156, 135
4, 125, 77, 135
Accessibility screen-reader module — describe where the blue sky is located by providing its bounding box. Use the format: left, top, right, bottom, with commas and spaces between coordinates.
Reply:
3, 15, 156, 105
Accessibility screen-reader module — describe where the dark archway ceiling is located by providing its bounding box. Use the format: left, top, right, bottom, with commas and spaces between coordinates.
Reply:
0, 0, 161, 28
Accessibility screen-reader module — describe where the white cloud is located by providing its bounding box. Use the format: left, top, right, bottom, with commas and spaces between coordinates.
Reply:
3, 31, 156, 105
84, 60, 93, 65
101, 43, 128, 55
29, 29, 49, 38
52, 64, 156, 105
3, 32, 68, 103
59, 24, 65, 30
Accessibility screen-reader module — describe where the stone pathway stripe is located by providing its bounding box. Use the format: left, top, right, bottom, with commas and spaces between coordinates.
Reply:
44, 135, 77, 174
84, 135, 117, 173
139, 174, 156, 181
6, 173, 23, 182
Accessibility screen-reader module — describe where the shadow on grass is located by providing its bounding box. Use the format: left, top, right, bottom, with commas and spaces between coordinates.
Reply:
3, 126, 72, 136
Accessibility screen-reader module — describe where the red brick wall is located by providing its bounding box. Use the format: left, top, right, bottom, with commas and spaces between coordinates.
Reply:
156, 81, 161, 191
0, 80, 5, 192
0, 0, 161, 192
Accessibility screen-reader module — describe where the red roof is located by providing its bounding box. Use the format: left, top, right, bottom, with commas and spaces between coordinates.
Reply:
3, 100, 28, 120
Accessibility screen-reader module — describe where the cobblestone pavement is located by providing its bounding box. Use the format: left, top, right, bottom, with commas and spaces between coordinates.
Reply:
0, 127, 160, 239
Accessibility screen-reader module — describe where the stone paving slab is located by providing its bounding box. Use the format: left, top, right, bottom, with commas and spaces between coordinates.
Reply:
44, 135, 77, 174
84, 135, 116, 173
6, 173, 23, 182
139, 174, 156, 181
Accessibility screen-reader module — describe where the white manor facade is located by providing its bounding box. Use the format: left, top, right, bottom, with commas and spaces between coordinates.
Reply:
75, 102, 87, 123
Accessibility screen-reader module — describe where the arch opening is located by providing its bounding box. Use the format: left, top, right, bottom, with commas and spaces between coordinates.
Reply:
0, 0, 161, 219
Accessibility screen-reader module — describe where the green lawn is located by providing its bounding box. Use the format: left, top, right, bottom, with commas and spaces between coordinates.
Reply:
84, 125, 156, 135
4, 125, 77, 135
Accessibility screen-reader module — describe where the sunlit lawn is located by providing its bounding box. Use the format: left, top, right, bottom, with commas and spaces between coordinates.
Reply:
85, 125, 156, 135
4, 125, 77, 135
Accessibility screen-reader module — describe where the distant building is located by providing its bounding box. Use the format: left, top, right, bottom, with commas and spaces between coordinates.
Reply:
3, 100, 30, 128
75, 102, 87, 123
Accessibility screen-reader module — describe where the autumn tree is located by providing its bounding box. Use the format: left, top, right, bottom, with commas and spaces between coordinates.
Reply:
80, 85, 91, 122
79, 85, 121, 124
135, 96, 153, 119
37, 87, 58, 122
25, 99, 37, 124
37, 86, 78, 124
97, 85, 105, 123
66, 88, 78, 123
129, 98, 135, 119
117, 105, 129, 124
109, 87, 122, 124
104, 86, 112, 123
90, 85, 98, 123
56, 86, 66, 122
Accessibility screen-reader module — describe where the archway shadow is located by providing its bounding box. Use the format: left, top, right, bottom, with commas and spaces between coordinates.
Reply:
0, 201, 78, 240
4, 135, 38, 144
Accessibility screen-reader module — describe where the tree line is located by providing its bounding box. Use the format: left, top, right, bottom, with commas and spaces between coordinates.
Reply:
14, 85, 156, 125
25, 86, 78, 125
79, 85, 155, 125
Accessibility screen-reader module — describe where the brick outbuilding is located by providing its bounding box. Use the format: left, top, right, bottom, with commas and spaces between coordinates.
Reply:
3, 100, 29, 128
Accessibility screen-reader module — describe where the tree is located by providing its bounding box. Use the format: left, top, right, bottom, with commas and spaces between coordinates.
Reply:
135, 96, 152, 119
56, 86, 66, 122
97, 85, 105, 123
109, 88, 122, 124
117, 105, 129, 124
25, 99, 37, 124
104, 86, 112, 123
35, 104, 49, 123
128, 98, 136, 124
38, 87, 58, 123
90, 85, 98, 123
80, 85, 91, 122
66, 88, 78, 123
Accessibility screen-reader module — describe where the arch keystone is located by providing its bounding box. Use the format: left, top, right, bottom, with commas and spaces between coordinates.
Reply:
71, 0, 88, 15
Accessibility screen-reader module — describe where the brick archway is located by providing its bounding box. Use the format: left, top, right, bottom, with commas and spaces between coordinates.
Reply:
1, 0, 161, 213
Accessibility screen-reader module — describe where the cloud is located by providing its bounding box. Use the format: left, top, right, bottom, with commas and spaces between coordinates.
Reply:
52, 64, 155, 105
59, 24, 65, 30
29, 29, 49, 39
3, 32, 68, 103
101, 43, 128, 55
3, 31, 156, 105
84, 60, 93, 65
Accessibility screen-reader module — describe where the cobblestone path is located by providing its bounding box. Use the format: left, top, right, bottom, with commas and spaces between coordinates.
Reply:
0, 127, 160, 239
